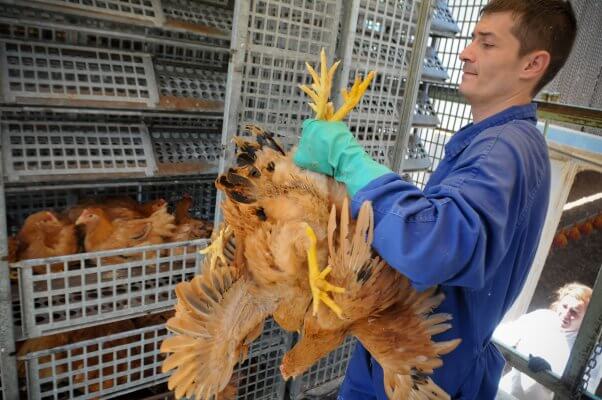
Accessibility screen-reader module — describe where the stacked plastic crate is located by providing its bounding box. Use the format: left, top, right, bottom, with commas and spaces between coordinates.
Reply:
0, 1, 288, 399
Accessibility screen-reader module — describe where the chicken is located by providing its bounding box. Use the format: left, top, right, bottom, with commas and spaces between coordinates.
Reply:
75, 204, 176, 264
14, 211, 79, 273
7, 235, 19, 263
161, 50, 460, 399
170, 194, 214, 243
65, 196, 167, 223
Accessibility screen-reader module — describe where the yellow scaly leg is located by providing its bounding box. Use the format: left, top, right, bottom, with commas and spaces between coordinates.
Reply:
305, 225, 345, 319
199, 225, 232, 272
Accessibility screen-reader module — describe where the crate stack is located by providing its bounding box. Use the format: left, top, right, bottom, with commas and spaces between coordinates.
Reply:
219, 1, 459, 398
0, 1, 289, 399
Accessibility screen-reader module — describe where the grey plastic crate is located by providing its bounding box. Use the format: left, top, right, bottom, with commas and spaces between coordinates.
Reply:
20, 318, 288, 400
162, 0, 232, 36
0, 40, 160, 108
31, 0, 165, 26
155, 62, 226, 111
413, 90, 440, 127
430, 0, 461, 36
13, 239, 208, 340
1, 120, 157, 182
150, 125, 222, 176
422, 47, 449, 82
21, 323, 171, 400
290, 336, 356, 399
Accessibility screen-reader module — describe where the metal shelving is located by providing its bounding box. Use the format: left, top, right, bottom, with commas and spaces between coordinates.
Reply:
0, 0, 463, 399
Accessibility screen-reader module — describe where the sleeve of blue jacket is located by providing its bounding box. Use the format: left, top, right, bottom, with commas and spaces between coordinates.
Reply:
351, 130, 526, 291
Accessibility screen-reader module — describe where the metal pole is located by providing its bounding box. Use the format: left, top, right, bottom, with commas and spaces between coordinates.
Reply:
390, 0, 434, 172
562, 263, 602, 397
0, 122, 20, 400
333, 0, 362, 109
214, 0, 251, 228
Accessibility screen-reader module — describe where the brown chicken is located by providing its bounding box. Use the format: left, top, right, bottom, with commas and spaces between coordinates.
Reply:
65, 196, 167, 223
14, 211, 79, 273
173, 193, 213, 240
7, 235, 19, 263
161, 50, 460, 399
75, 204, 176, 264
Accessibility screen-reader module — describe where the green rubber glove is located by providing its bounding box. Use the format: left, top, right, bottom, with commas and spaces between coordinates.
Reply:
293, 119, 391, 197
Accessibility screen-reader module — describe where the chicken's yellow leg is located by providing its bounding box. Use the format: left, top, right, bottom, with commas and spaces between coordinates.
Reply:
199, 225, 232, 272
305, 225, 345, 319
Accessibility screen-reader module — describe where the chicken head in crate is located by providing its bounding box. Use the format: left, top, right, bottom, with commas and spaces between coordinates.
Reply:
161, 50, 460, 400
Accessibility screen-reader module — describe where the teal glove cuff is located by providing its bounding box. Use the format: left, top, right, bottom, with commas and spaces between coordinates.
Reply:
294, 119, 391, 197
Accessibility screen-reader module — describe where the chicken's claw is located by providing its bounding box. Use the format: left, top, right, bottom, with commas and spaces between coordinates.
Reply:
300, 48, 376, 122
199, 225, 232, 272
305, 225, 345, 319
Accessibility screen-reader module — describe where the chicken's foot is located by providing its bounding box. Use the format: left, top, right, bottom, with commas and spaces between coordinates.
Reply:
304, 224, 345, 319
199, 225, 232, 271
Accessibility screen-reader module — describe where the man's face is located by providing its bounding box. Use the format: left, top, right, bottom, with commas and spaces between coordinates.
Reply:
458, 12, 529, 105
556, 295, 587, 332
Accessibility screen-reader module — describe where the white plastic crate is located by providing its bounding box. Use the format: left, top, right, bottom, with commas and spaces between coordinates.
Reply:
1, 120, 157, 182
20, 318, 288, 400
30, 0, 165, 26
0, 40, 160, 108
21, 323, 171, 400
290, 337, 357, 399
13, 240, 208, 339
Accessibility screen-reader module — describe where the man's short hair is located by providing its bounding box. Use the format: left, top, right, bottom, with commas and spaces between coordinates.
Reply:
481, 0, 577, 95
550, 282, 592, 312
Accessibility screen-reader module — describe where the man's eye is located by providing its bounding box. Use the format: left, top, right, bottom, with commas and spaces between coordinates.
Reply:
482, 43, 494, 48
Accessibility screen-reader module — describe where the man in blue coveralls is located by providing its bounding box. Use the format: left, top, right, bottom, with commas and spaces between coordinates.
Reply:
293, 0, 577, 399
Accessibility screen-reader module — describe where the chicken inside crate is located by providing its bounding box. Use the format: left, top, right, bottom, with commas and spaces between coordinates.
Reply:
16, 312, 173, 400
4, 177, 217, 340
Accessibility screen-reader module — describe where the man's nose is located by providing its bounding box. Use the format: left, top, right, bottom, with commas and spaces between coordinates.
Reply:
459, 43, 475, 63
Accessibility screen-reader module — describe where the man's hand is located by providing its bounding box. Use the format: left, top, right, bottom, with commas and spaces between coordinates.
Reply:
294, 119, 391, 197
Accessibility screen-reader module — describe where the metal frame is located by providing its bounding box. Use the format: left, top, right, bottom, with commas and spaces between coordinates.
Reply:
0, 127, 18, 400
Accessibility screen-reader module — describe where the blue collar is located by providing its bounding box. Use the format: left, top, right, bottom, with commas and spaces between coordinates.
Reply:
445, 103, 538, 158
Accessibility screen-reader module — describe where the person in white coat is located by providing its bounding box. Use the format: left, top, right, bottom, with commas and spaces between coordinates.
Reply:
494, 282, 601, 399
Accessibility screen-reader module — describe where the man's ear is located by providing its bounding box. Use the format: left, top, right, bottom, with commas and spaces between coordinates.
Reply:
521, 50, 551, 80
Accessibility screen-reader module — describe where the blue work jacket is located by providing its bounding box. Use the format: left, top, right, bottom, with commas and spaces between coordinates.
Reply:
339, 103, 551, 400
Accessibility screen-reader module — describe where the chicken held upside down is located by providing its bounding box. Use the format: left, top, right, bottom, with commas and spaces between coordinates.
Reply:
161, 50, 461, 400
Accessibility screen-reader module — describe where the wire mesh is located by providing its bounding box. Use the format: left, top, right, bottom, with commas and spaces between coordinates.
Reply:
409, 0, 487, 188
235, 0, 340, 147
346, 0, 418, 166
290, 336, 357, 398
